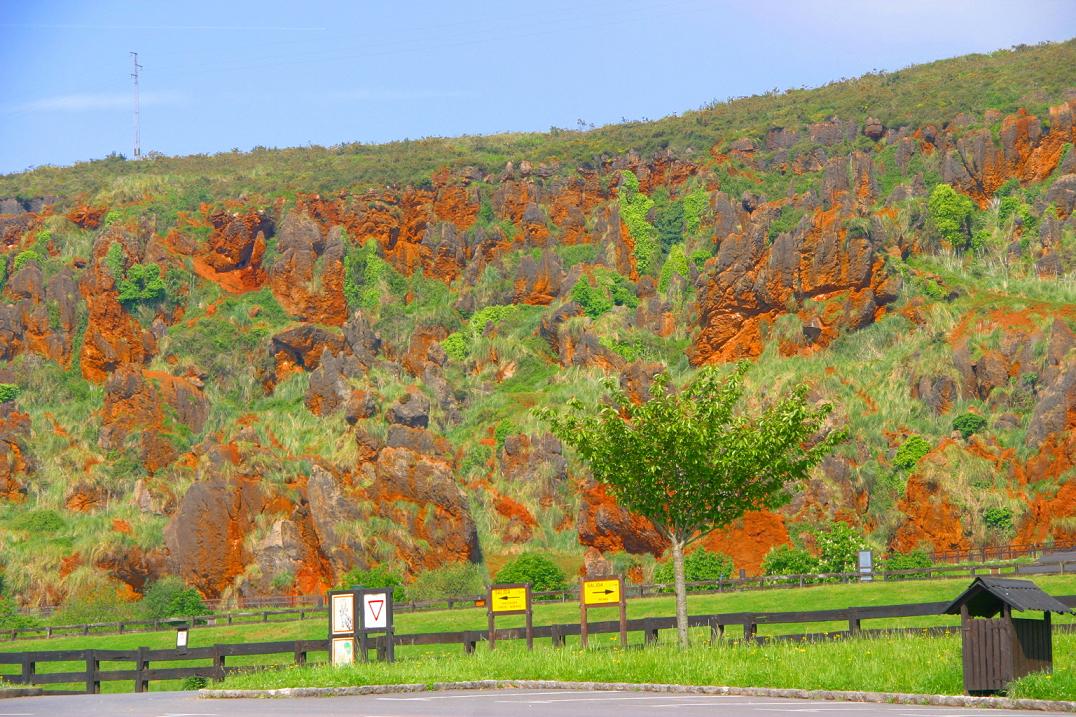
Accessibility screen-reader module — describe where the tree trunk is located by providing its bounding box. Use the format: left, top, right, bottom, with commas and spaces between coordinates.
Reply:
671, 537, 689, 648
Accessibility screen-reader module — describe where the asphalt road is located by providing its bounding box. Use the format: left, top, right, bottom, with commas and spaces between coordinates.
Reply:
0, 689, 1069, 716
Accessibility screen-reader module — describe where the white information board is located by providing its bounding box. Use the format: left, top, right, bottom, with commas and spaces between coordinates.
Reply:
362, 591, 389, 629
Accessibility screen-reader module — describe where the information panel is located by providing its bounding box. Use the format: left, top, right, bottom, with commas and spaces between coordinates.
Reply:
490, 585, 529, 613
582, 578, 622, 606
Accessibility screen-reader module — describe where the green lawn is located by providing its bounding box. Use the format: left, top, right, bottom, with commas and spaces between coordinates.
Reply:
215, 632, 1076, 702
2, 575, 1073, 694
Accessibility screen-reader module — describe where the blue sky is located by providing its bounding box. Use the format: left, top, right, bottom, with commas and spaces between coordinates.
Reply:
0, 0, 1073, 175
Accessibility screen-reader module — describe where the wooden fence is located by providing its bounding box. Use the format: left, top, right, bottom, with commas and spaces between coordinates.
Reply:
4, 558, 1074, 645
1, 595, 1073, 695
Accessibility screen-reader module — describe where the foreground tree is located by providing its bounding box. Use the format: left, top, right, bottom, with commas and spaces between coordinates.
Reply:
538, 363, 845, 647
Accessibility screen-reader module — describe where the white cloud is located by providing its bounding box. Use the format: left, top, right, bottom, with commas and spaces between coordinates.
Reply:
4, 91, 187, 114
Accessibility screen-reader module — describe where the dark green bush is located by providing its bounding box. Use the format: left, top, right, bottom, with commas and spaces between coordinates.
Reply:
881, 549, 932, 578
0, 596, 38, 630
652, 548, 734, 590
761, 544, 820, 577
141, 576, 211, 619
494, 552, 567, 594
983, 507, 1014, 531
10, 509, 64, 533
117, 263, 167, 305
337, 566, 407, 602
408, 563, 487, 601
927, 183, 975, 250
893, 435, 932, 470
952, 413, 988, 439
0, 383, 19, 403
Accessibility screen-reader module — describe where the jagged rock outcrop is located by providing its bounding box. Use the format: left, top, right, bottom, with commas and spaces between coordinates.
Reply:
268, 214, 347, 325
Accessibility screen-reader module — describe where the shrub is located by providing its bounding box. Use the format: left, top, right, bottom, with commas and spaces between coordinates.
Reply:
105, 242, 125, 279
441, 332, 467, 361
117, 263, 167, 305
10, 509, 64, 533
556, 243, 598, 268
571, 270, 637, 319
927, 183, 974, 250
658, 243, 690, 293
0, 383, 18, 403
653, 548, 734, 589
494, 552, 567, 593
952, 413, 987, 439
814, 522, 868, 574
12, 250, 42, 273
54, 583, 142, 626
337, 566, 406, 602
572, 277, 613, 318
408, 562, 487, 601
761, 544, 820, 576
0, 596, 38, 630
682, 189, 708, 235
893, 435, 932, 470
881, 549, 932, 578
141, 577, 211, 619
181, 676, 209, 690
767, 205, 805, 240
983, 507, 1014, 531
619, 171, 659, 274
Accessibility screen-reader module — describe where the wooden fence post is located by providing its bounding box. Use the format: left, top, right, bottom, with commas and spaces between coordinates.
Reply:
848, 609, 861, 635
85, 649, 99, 694
293, 643, 307, 667
643, 618, 659, 646
135, 646, 149, 693
19, 653, 34, 686
212, 644, 225, 682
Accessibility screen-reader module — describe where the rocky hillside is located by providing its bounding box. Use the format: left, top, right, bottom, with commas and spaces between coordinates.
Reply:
0, 41, 1074, 607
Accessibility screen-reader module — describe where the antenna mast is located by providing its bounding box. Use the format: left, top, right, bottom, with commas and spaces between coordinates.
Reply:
130, 51, 142, 159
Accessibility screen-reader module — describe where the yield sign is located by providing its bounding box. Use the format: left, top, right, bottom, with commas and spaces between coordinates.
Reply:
362, 592, 389, 629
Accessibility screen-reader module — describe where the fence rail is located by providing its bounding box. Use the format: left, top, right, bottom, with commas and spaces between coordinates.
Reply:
4, 559, 1073, 645
1, 595, 1073, 695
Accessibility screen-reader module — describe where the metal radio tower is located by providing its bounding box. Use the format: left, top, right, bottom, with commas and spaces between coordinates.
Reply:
130, 51, 142, 159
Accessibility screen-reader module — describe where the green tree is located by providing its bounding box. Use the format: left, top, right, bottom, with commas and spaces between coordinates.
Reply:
927, 183, 975, 250
539, 363, 844, 647
495, 552, 568, 594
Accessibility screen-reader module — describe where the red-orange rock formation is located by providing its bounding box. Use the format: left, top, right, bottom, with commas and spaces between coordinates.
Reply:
191, 210, 273, 293
577, 482, 668, 556
700, 510, 791, 576
79, 234, 156, 382
0, 403, 32, 501
268, 213, 347, 326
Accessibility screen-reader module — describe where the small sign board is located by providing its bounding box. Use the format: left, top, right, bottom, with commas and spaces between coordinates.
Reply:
331, 636, 354, 666
582, 578, 622, 606
361, 590, 390, 630
490, 585, 529, 614
330, 592, 355, 635
487, 583, 533, 651
858, 550, 873, 582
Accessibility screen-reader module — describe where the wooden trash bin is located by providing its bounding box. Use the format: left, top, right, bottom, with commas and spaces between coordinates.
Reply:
943, 577, 1072, 695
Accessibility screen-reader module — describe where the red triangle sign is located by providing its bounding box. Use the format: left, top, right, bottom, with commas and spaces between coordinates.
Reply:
368, 598, 384, 621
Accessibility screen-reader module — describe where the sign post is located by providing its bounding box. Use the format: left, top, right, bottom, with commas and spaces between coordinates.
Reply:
580, 576, 627, 648
487, 583, 532, 650
327, 587, 395, 664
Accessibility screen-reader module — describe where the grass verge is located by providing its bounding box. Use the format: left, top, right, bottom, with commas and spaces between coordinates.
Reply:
216, 632, 1076, 702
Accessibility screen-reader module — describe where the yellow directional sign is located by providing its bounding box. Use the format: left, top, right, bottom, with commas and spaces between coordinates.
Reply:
490, 586, 529, 613
582, 578, 622, 606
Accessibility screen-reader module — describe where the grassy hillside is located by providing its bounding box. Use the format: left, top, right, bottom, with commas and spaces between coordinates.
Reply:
0, 38, 1072, 621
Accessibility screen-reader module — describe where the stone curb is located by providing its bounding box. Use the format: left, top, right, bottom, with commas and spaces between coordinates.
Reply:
0, 688, 43, 699
200, 679, 1076, 712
